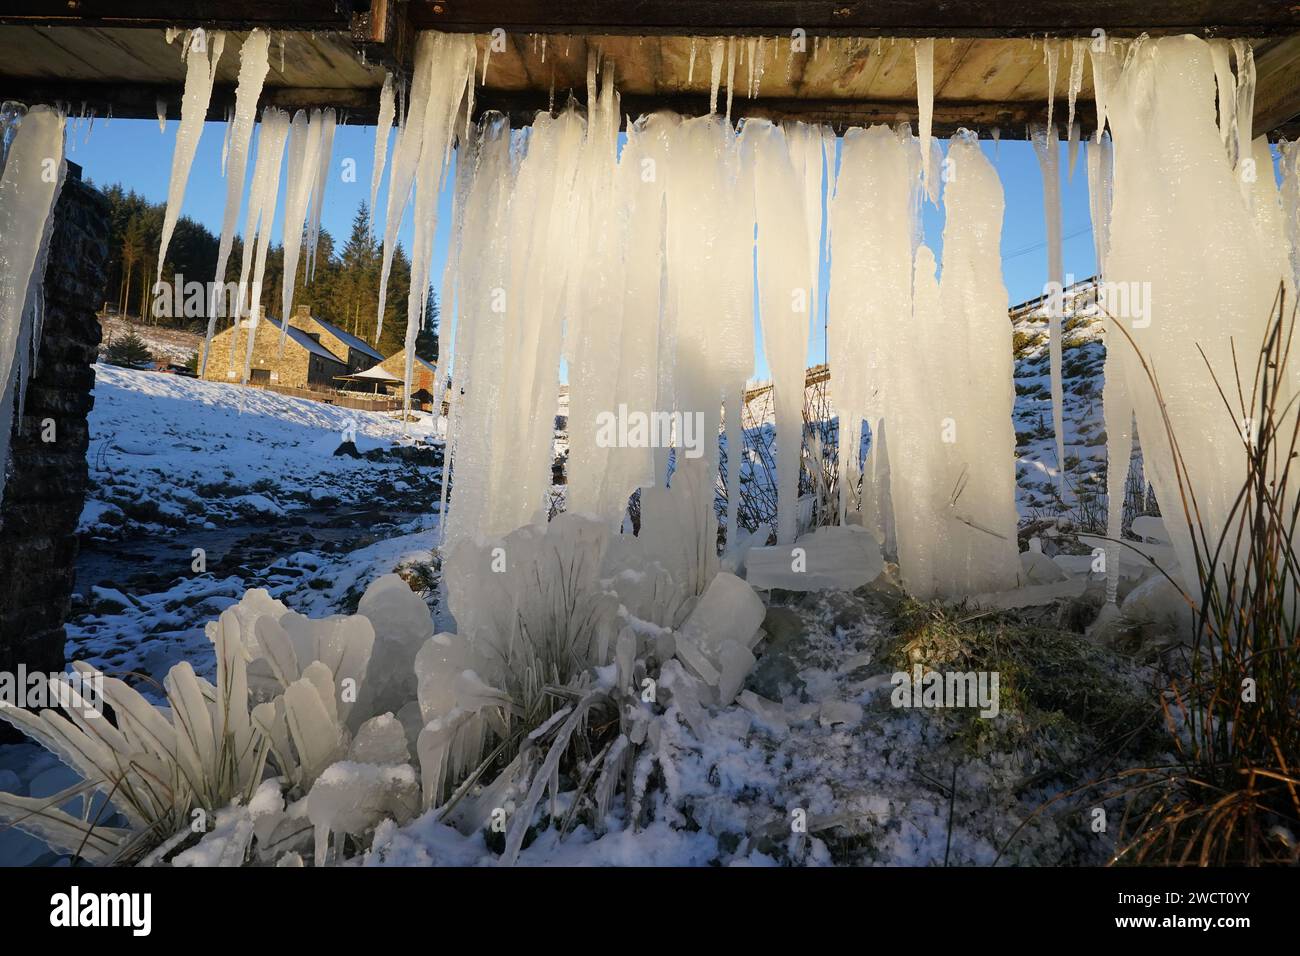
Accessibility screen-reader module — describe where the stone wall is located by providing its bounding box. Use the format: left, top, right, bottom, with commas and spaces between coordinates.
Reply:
0, 170, 108, 728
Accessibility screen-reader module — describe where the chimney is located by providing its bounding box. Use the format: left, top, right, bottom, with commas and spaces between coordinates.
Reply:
290, 304, 312, 329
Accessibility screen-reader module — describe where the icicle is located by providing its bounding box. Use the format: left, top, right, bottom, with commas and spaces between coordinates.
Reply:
754, 36, 767, 96
156, 97, 166, 133
275, 109, 326, 357
746, 120, 813, 544
1086, 133, 1114, 279
709, 39, 724, 114
220, 106, 232, 176
0, 106, 64, 509
992, 126, 1000, 160
1031, 123, 1067, 505
235, 109, 290, 383
541, 35, 546, 63
1067, 120, 1080, 180
1232, 40, 1256, 200
688, 38, 697, 83
746, 37, 758, 98
305, 108, 336, 281
200, 29, 271, 378
930, 131, 1020, 594
376, 34, 475, 345
156, 28, 225, 285
828, 125, 911, 537
1281, 140, 1300, 294
1209, 40, 1237, 165
1067, 38, 1085, 135
481, 36, 492, 85
385, 32, 475, 411
368, 73, 396, 231
725, 37, 737, 124
1102, 35, 1283, 598
914, 38, 935, 203
1044, 38, 1060, 134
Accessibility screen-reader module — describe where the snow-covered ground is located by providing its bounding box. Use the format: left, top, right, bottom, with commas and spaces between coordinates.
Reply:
83, 363, 442, 537
2, 296, 1162, 868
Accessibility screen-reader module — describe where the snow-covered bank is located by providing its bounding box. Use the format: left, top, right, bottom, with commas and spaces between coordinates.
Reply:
82, 363, 442, 537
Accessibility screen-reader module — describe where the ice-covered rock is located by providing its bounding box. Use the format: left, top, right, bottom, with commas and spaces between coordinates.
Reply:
307, 761, 419, 865
1020, 549, 1069, 584
1120, 574, 1194, 640
1130, 516, 1172, 545
679, 572, 765, 654
348, 714, 411, 766
357, 573, 433, 719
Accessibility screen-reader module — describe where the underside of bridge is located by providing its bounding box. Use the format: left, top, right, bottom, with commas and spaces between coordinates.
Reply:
0, 1, 1298, 138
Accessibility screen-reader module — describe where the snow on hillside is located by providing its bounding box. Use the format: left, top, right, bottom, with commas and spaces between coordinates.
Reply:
83, 363, 442, 537
1009, 279, 1141, 526
98, 315, 204, 365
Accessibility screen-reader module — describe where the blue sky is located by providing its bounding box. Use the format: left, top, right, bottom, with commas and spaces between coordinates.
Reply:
68, 116, 1098, 375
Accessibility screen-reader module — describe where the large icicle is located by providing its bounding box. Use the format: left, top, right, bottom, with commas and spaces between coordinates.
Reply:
914, 38, 936, 203
929, 131, 1021, 595
1209, 41, 1237, 165
368, 73, 395, 229
1044, 39, 1060, 133
746, 120, 814, 544
1231, 40, 1256, 191
231, 108, 289, 383
1032, 123, 1067, 505
276, 109, 325, 355
1098, 36, 1286, 598
200, 29, 271, 377
156, 29, 225, 283
828, 125, 912, 539
305, 109, 336, 282
563, 64, 633, 521
0, 106, 64, 509
376, 33, 475, 342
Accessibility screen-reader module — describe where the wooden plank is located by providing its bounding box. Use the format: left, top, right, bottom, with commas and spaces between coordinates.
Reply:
1253, 36, 1300, 135
474, 90, 1060, 137
412, 1, 1300, 37
0, 2, 351, 29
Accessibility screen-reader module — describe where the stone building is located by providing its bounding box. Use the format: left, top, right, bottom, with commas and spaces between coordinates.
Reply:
199, 305, 353, 389
0, 166, 108, 736
377, 348, 438, 404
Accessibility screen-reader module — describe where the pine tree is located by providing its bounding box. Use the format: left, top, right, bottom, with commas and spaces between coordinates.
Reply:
415, 284, 440, 363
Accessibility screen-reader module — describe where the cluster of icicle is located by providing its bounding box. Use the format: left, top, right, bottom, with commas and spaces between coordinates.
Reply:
434, 35, 1019, 599
1083, 36, 1299, 617
0, 102, 65, 509
151, 29, 340, 382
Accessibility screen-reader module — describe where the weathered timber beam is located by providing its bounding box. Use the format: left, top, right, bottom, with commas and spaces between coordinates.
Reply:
412, 1, 1300, 38
0, 81, 382, 122
0, 2, 359, 30
475, 91, 1082, 138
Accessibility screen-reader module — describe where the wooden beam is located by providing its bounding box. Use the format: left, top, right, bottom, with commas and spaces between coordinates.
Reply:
0, 81, 383, 122
475, 90, 1065, 138
0, 2, 356, 30
412, 1, 1300, 38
